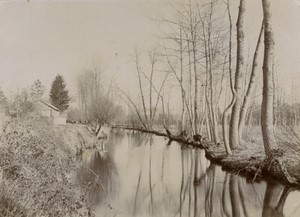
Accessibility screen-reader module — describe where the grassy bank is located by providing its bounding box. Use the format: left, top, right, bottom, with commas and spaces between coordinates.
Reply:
0, 117, 94, 216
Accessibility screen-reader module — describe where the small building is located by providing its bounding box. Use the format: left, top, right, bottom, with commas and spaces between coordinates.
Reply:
37, 101, 60, 118
35, 101, 67, 125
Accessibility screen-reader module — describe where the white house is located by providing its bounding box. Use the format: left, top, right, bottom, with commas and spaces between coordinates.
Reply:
35, 101, 67, 125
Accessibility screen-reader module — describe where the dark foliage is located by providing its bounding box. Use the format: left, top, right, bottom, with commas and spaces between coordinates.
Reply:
50, 75, 70, 112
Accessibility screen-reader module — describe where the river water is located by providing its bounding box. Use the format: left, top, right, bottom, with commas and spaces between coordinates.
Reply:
74, 129, 300, 217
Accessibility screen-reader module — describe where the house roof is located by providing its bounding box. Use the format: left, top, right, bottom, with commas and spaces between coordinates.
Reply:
40, 101, 60, 112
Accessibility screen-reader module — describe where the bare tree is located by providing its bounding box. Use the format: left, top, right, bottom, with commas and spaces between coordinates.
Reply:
239, 22, 264, 141
157, 13, 195, 134
199, 0, 222, 144
148, 48, 160, 128
179, 25, 186, 131
222, 0, 234, 155
229, 0, 246, 149
119, 48, 170, 130
76, 61, 122, 129
77, 71, 90, 122
140, 67, 170, 128
176, 0, 200, 134
135, 49, 148, 124
261, 0, 276, 154
193, 0, 230, 144
117, 87, 148, 129
189, 0, 199, 134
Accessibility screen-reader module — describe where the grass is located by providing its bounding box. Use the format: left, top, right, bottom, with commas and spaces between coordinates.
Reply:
0, 182, 27, 217
203, 124, 300, 185
0, 116, 93, 216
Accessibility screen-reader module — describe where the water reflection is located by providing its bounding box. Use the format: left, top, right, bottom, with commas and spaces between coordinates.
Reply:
75, 150, 119, 206
75, 129, 300, 217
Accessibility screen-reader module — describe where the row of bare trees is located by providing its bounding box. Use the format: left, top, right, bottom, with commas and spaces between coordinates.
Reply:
118, 0, 276, 156
72, 0, 276, 156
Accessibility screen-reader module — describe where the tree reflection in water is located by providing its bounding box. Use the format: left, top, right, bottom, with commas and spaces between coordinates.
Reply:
262, 183, 295, 217
74, 130, 300, 217
75, 148, 119, 207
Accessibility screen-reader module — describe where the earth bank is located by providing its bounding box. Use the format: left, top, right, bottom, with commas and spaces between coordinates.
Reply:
0, 117, 100, 217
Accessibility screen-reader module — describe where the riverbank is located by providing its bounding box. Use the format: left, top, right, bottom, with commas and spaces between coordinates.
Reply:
112, 125, 300, 187
205, 143, 300, 186
3, 116, 297, 216
0, 117, 97, 216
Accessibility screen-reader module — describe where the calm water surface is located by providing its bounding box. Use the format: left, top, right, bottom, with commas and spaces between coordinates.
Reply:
74, 129, 300, 217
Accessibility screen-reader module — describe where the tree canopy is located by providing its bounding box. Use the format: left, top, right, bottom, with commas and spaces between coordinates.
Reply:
49, 75, 70, 112
30, 79, 45, 102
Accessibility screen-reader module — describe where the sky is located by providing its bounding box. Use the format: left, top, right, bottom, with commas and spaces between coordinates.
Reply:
0, 0, 300, 103
0, 0, 169, 98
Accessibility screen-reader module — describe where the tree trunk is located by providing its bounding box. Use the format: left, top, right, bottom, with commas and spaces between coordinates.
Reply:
239, 22, 264, 141
207, 2, 219, 144
135, 50, 148, 125
193, 40, 198, 134
205, 101, 212, 141
188, 0, 198, 134
222, 0, 234, 155
229, 0, 246, 149
187, 38, 193, 130
261, 0, 276, 154
149, 64, 153, 127
179, 26, 186, 131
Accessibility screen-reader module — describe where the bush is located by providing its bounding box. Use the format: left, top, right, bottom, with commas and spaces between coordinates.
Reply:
0, 118, 92, 216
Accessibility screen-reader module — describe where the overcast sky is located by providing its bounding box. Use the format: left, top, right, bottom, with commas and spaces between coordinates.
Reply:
0, 0, 300, 102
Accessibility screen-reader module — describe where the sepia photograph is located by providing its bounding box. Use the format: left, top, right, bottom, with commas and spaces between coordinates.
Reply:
0, 0, 300, 216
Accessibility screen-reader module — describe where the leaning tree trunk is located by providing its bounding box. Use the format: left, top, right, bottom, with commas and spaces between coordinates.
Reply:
229, 0, 246, 149
261, 0, 276, 155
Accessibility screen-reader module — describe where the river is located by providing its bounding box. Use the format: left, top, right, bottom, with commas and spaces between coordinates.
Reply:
74, 128, 300, 217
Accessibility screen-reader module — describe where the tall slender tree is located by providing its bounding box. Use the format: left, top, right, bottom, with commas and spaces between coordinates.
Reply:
239, 22, 264, 141
261, 0, 276, 154
222, 0, 234, 155
229, 0, 246, 149
50, 74, 70, 112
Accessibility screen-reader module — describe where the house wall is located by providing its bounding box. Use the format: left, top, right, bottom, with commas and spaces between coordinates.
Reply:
34, 102, 67, 125
39, 108, 59, 118
52, 110, 60, 118
54, 116, 67, 125
40, 109, 51, 117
